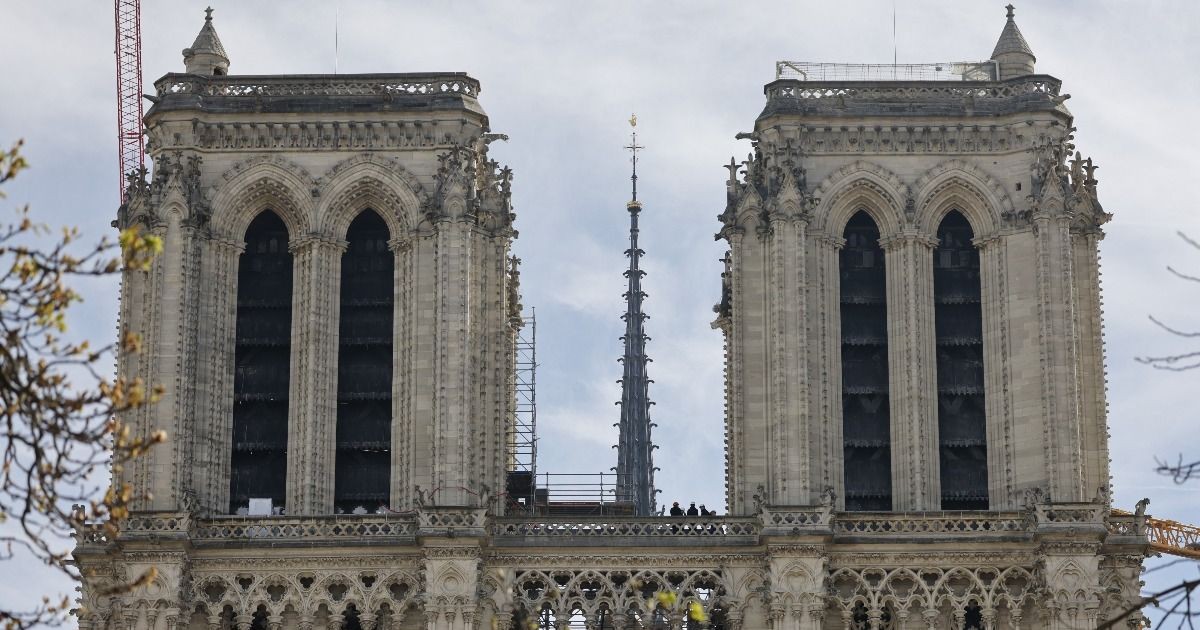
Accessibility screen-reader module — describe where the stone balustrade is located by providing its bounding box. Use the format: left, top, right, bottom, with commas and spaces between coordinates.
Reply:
760, 75, 1065, 118
71, 506, 1150, 551
192, 514, 418, 544
832, 511, 1028, 540
764, 76, 1060, 102
154, 73, 481, 100
492, 516, 761, 546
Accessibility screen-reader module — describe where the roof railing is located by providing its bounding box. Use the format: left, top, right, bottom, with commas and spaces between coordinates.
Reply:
776, 61, 998, 82
154, 72, 481, 99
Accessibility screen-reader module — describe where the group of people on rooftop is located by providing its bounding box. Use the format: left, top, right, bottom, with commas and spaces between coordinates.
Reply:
668, 501, 716, 516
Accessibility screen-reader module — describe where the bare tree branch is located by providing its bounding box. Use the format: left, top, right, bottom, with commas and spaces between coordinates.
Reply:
1136, 232, 1200, 370
1097, 578, 1200, 630
1155, 455, 1200, 484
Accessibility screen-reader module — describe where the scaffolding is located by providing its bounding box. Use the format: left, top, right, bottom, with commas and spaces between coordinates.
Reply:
507, 309, 538, 506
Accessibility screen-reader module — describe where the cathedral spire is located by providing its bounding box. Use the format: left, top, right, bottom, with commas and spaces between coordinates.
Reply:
990, 4, 1036, 79
183, 7, 231, 76
614, 115, 657, 516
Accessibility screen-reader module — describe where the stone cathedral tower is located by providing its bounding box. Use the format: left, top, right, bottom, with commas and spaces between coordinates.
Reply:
77, 8, 1150, 630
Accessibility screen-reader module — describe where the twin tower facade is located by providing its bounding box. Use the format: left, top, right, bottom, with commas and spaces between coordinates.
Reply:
76, 8, 1150, 630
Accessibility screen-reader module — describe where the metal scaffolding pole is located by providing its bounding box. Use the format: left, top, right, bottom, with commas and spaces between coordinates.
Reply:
508, 309, 538, 506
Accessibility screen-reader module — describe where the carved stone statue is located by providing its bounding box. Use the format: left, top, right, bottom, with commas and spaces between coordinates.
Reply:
752, 484, 767, 514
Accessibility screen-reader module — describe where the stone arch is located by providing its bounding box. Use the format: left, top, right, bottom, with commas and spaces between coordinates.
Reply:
210, 157, 315, 241
431, 565, 470, 598
814, 160, 909, 240
728, 186, 766, 230
317, 154, 428, 239
914, 160, 1012, 239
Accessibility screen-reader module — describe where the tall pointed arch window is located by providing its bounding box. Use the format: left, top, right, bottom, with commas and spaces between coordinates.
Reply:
933, 210, 988, 509
335, 210, 394, 513
230, 210, 292, 514
839, 211, 892, 511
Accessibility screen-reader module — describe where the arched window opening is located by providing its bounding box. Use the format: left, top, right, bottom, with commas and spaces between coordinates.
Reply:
230, 210, 292, 514
933, 210, 989, 510
840, 211, 893, 511
335, 210, 394, 514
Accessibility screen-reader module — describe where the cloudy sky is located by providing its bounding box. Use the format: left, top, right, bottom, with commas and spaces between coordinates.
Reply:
2, 0, 1198, 621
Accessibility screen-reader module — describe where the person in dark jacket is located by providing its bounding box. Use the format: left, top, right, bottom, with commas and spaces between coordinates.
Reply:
669, 501, 684, 516
699, 504, 711, 516
686, 502, 699, 516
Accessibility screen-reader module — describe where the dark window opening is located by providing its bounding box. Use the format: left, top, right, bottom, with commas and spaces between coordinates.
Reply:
964, 604, 983, 629
840, 211, 892, 511
230, 210, 292, 514
342, 606, 362, 630
335, 211, 394, 514
934, 211, 989, 510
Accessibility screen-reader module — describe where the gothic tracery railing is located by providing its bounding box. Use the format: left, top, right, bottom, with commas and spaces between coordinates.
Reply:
764, 76, 1061, 103
192, 515, 418, 542
154, 73, 481, 100
493, 517, 760, 541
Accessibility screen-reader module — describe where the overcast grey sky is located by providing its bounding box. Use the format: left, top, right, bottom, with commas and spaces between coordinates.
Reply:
2, 0, 1198, 621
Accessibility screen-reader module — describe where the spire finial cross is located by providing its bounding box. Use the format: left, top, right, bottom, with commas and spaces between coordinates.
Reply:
1005, 4, 1015, 19
624, 114, 644, 203
205, 6, 214, 21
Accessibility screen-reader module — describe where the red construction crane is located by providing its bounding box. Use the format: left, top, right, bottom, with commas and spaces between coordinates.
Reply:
114, 0, 144, 203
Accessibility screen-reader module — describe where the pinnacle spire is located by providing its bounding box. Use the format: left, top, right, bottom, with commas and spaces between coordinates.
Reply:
614, 115, 656, 516
990, 4, 1036, 79
183, 6, 230, 76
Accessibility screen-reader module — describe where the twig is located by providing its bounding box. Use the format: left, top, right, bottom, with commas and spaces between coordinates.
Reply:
1097, 578, 1200, 630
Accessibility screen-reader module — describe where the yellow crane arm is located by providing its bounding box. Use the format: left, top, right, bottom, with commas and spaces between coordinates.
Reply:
1113, 509, 1200, 560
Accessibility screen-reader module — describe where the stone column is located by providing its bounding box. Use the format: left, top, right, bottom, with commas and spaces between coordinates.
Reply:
977, 236, 1017, 509
802, 599, 827, 630
135, 210, 206, 511
768, 604, 786, 630
1070, 229, 1108, 501
763, 213, 812, 505
811, 235, 844, 505
286, 235, 346, 514
881, 234, 939, 510
126, 216, 167, 511
196, 236, 244, 514
391, 235, 416, 511
722, 226, 749, 514
431, 219, 472, 506
722, 220, 770, 516
1032, 212, 1084, 502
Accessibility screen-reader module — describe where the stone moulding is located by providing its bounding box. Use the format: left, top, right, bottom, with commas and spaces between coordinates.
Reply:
159, 119, 467, 153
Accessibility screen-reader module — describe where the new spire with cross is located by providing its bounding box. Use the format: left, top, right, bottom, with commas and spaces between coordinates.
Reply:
614, 114, 657, 516
625, 114, 644, 203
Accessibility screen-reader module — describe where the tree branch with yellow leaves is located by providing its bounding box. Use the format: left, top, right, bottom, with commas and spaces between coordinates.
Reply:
0, 141, 164, 630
